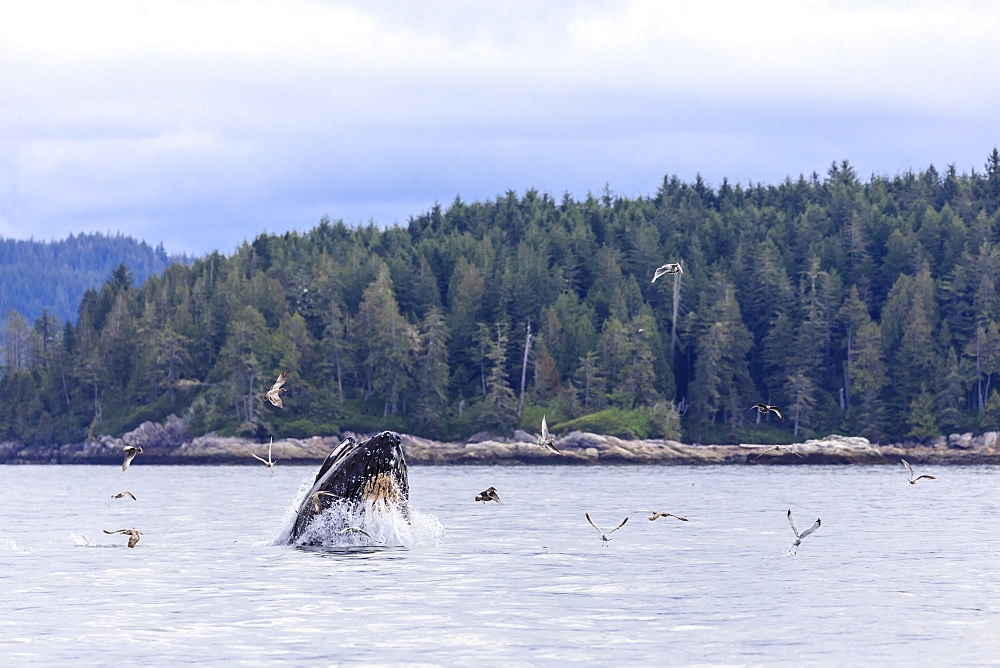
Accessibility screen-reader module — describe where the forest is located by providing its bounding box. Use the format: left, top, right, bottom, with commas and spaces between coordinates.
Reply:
0, 232, 190, 324
2, 151, 1000, 446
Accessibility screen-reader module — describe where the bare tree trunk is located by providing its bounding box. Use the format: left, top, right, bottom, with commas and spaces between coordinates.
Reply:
335, 349, 343, 403
518, 321, 533, 418
671, 272, 681, 353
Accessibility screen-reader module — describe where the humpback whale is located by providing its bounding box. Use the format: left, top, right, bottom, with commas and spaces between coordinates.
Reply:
285, 431, 409, 544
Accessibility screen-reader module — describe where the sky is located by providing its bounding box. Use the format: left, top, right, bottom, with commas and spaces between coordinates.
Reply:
1, 0, 998, 256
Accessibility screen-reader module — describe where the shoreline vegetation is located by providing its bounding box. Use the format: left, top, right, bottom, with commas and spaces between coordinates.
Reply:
3, 159, 1000, 451
1, 416, 997, 466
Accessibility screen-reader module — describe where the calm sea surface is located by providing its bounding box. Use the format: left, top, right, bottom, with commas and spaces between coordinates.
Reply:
2, 463, 999, 665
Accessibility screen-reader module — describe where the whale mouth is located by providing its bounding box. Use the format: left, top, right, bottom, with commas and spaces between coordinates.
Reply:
289, 431, 409, 543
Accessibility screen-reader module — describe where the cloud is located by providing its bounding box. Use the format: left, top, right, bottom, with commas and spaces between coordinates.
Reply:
1, 0, 998, 255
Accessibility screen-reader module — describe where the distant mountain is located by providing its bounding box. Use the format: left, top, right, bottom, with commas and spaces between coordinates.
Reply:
0, 232, 191, 323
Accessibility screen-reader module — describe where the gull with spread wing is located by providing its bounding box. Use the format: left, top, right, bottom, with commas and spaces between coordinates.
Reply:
787, 509, 821, 554
586, 513, 628, 546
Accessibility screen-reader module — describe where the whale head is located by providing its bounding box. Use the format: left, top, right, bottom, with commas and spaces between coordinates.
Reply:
289, 431, 409, 543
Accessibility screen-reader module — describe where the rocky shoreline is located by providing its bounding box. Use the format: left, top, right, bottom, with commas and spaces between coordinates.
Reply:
1, 415, 998, 466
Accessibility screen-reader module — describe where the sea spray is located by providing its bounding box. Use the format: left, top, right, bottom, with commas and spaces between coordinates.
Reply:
270, 472, 444, 548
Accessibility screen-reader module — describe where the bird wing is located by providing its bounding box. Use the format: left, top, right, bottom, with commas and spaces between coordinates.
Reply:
798, 519, 821, 539
545, 441, 562, 455
915, 475, 936, 481
248, 453, 269, 464
787, 510, 800, 537
268, 437, 273, 460
607, 517, 629, 534
269, 371, 287, 393
648, 513, 662, 521
668, 514, 689, 521
103, 529, 129, 535
753, 446, 777, 460
770, 407, 784, 421
121, 453, 135, 471
124, 491, 136, 501
540, 415, 549, 441
339, 527, 375, 540
790, 449, 805, 458
901, 459, 914, 476
266, 392, 284, 408
651, 266, 666, 283
585, 513, 603, 534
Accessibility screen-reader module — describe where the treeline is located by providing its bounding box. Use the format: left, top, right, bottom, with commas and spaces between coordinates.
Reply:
3, 151, 1000, 445
0, 232, 190, 323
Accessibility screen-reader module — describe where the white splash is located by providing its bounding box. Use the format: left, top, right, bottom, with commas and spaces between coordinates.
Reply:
269, 472, 444, 548
1, 536, 29, 552
69, 532, 92, 547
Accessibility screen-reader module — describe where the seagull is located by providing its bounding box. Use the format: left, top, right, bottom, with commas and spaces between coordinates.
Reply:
901, 459, 936, 484
310, 491, 341, 514
752, 445, 805, 460
648, 512, 688, 522
337, 527, 378, 542
265, 371, 288, 407
111, 491, 137, 501
787, 510, 821, 554
248, 438, 276, 468
475, 487, 502, 503
121, 445, 142, 471
103, 528, 142, 548
586, 513, 628, 546
748, 403, 784, 421
651, 263, 683, 282
537, 415, 562, 454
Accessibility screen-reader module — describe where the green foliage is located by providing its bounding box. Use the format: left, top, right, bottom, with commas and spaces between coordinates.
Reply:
554, 404, 680, 440
3, 153, 1000, 445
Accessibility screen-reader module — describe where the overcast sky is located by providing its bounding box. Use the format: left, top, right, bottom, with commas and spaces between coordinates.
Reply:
1, 0, 998, 255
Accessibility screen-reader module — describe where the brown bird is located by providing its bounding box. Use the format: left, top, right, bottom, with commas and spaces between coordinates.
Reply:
586, 513, 628, 546
648, 512, 688, 522
121, 445, 142, 471
104, 528, 142, 548
111, 491, 137, 501
901, 459, 936, 484
310, 491, 341, 514
265, 371, 288, 408
748, 403, 783, 421
536, 415, 562, 455
651, 263, 683, 282
751, 445, 805, 460
248, 437, 276, 468
475, 487, 502, 503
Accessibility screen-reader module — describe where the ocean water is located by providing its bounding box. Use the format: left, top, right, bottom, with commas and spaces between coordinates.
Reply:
1, 463, 999, 665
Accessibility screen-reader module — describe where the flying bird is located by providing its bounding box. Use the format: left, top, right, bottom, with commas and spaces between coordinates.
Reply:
337, 527, 378, 542
586, 513, 628, 546
111, 491, 137, 501
265, 371, 288, 407
103, 528, 143, 548
901, 459, 936, 484
748, 403, 784, 421
248, 438, 276, 468
648, 512, 688, 522
310, 491, 341, 514
475, 487, 502, 503
751, 445, 805, 460
536, 415, 562, 454
651, 263, 683, 282
786, 510, 821, 554
121, 445, 142, 471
